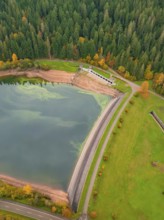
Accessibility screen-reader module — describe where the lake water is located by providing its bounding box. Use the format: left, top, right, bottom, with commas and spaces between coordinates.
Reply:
0, 83, 110, 190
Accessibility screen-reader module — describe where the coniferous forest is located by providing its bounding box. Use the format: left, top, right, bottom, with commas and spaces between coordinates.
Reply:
0, 0, 163, 80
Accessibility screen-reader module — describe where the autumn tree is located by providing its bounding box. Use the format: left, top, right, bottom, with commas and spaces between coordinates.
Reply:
93, 53, 99, 62
12, 53, 18, 62
98, 58, 105, 67
144, 64, 153, 80
62, 208, 72, 218
51, 206, 57, 213
139, 81, 149, 98
153, 73, 164, 95
118, 66, 126, 74
0, 61, 4, 68
23, 184, 32, 195
89, 211, 97, 219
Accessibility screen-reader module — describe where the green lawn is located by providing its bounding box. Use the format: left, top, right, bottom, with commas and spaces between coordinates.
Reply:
135, 80, 153, 90
0, 210, 35, 219
88, 94, 164, 220
36, 59, 81, 72
113, 78, 131, 93
93, 67, 110, 79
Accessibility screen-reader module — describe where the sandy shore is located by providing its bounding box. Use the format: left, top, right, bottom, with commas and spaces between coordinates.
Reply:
0, 175, 69, 205
0, 69, 119, 97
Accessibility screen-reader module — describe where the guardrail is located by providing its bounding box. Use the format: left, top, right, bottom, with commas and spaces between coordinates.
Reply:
81, 68, 116, 85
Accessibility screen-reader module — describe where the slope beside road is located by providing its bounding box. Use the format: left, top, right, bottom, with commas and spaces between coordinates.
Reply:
0, 200, 66, 220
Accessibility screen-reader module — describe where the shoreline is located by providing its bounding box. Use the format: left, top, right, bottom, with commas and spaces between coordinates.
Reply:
0, 175, 69, 205
0, 69, 119, 97
67, 96, 123, 211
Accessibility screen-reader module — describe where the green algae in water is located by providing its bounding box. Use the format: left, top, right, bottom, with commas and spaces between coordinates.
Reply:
0, 83, 111, 190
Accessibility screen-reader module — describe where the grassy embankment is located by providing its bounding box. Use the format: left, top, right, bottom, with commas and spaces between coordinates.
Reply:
0, 210, 34, 220
88, 93, 164, 220
0, 75, 46, 85
36, 59, 82, 72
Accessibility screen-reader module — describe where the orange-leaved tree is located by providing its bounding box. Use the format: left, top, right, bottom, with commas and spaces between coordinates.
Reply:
139, 81, 149, 98
0, 61, 4, 68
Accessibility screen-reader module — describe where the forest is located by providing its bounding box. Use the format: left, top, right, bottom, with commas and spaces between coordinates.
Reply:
0, 0, 163, 81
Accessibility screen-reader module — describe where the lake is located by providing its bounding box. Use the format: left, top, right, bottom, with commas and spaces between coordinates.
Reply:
0, 83, 110, 190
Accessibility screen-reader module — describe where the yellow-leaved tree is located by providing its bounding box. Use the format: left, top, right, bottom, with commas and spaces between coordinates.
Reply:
12, 53, 18, 62
144, 64, 153, 80
0, 61, 4, 68
23, 184, 32, 195
118, 66, 126, 74
98, 58, 105, 67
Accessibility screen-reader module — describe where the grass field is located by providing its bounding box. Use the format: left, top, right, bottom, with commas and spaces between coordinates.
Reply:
135, 80, 153, 90
88, 94, 164, 220
93, 67, 110, 79
36, 59, 81, 72
0, 210, 34, 219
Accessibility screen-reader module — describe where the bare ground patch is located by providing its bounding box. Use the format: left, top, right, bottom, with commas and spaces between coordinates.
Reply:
0, 69, 119, 97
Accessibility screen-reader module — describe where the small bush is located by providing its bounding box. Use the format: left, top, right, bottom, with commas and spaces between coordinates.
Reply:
125, 109, 128, 113
93, 190, 98, 198
113, 131, 117, 135
118, 123, 122, 128
98, 171, 102, 176
102, 165, 105, 170
51, 206, 57, 213
90, 211, 97, 219
129, 100, 134, 105
134, 92, 139, 97
39, 64, 50, 71
103, 155, 108, 161
112, 213, 117, 220
119, 118, 124, 123
62, 207, 72, 218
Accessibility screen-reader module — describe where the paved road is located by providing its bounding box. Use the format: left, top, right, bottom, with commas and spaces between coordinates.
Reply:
0, 200, 66, 220
68, 96, 124, 212
82, 91, 134, 215
81, 68, 137, 218
81, 67, 164, 218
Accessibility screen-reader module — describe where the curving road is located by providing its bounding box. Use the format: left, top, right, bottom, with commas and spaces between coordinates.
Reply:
68, 96, 124, 212
82, 91, 134, 217
0, 200, 66, 220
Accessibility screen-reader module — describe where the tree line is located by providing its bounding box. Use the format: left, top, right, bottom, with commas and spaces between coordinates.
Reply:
0, 0, 163, 81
